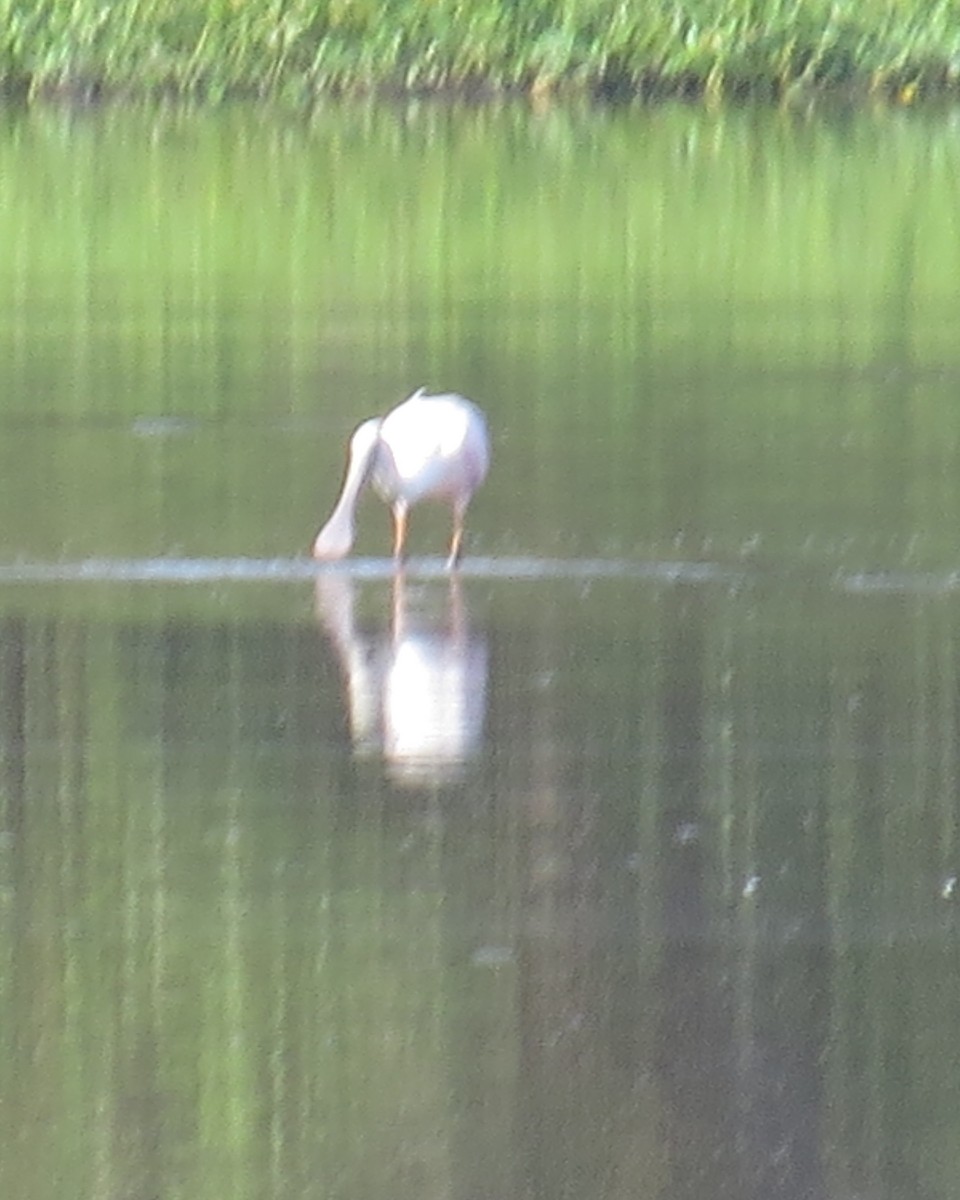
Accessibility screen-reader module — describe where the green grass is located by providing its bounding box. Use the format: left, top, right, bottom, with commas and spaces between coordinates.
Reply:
1, 0, 960, 102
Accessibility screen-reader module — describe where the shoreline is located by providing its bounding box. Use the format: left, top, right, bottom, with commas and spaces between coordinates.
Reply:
3, 1, 958, 109
0, 74, 949, 110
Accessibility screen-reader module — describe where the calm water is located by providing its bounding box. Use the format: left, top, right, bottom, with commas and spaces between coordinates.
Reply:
2, 101, 960, 1200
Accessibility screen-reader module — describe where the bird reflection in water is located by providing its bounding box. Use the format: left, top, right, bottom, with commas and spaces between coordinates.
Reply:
315, 572, 488, 786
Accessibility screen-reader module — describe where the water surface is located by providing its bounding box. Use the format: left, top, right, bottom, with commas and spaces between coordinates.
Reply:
1, 102, 960, 1200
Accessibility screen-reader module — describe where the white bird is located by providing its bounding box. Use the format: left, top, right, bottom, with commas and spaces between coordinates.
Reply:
313, 388, 490, 567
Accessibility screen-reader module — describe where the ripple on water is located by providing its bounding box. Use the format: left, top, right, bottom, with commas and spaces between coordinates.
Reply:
0, 557, 956, 593
0, 557, 746, 585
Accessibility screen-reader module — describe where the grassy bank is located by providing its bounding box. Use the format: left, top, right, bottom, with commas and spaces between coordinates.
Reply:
2, 0, 959, 102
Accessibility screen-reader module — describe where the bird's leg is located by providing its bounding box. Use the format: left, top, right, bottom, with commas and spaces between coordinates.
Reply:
392, 502, 408, 564
446, 504, 466, 570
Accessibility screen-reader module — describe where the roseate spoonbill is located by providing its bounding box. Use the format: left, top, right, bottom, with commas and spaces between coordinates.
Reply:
313, 388, 490, 567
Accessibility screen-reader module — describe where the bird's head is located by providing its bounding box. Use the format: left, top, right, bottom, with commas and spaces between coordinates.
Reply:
312, 417, 383, 559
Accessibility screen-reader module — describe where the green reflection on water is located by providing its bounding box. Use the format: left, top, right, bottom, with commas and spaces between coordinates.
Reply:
1, 103, 960, 1200
1, 103, 959, 565
2, 577, 960, 1199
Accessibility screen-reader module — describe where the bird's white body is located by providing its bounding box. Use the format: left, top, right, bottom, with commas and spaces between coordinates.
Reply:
313, 389, 490, 566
